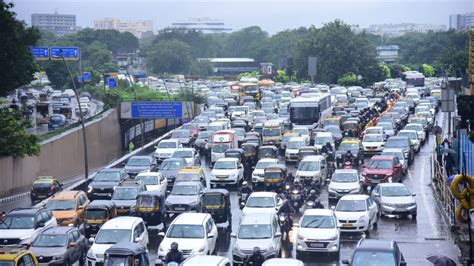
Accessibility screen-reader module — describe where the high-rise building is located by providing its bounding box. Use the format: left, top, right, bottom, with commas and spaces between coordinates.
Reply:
170, 18, 232, 33
450, 12, 474, 31
31, 12, 80, 35
94, 18, 154, 38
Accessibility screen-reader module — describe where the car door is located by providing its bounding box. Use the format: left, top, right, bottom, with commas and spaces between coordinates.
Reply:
392, 158, 402, 180
205, 219, 216, 252
159, 174, 167, 195
238, 162, 244, 180
371, 185, 381, 205
67, 231, 76, 262
139, 222, 148, 246
366, 198, 377, 221
272, 215, 281, 251
73, 229, 85, 261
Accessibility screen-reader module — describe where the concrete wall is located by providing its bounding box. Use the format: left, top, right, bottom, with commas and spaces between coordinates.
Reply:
0, 109, 122, 197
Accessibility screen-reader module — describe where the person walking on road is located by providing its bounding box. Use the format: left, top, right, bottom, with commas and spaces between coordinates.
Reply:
444, 152, 455, 177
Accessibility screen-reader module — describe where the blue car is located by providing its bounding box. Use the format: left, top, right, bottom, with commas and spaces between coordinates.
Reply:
48, 114, 67, 130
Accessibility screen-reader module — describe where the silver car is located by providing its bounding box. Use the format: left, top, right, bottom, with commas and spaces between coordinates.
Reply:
381, 148, 408, 176
370, 183, 417, 219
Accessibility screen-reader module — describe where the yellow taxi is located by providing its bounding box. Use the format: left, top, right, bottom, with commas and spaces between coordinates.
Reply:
336, 137, 364, 166
322, 116, 342, 128
0, 247, 38, 265
175, 166, 206, 186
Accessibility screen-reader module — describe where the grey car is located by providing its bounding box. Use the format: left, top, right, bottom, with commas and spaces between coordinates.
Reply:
384, 136, 414, 165
171, 129, 193, 147
87, 168, 129, 200
124, 156, 157, 178
194, 131, 213, 152
165, 181, 205, 218
371, 183, 417, 219
158, 158, 187, 191
111, 179, 146, 215
30, 226, 87, 265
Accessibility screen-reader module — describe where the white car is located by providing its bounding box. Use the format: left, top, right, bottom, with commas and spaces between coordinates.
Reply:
285, 137, 306, 162
242, 192, 283, 215
158, 213, 218, 262
171, 148, 201, 166
404, 123, 426, 144
295, 209, 340, 258
328, 169, 362, 201
364, 126, 384, 137
154, 139, 182, 161
293, 127, 310, 145
79, 96, 90, 104
87, 217, 149, 266
406, 92, 420, 104
377, 122, 396, 138
362, 134, 385, 155
263, 258, 304, 266
64, 89, 75, 97
398, 130, 421, 153
295, 155, 327, 187
136, 172, 168, 194
314, 132, 335, 151
381, 148, 408, 176
183, 255, 231, 266
51, 90, 62, 98
252, 158, 279, 185
232, 213, 281, 265
334, 195, 379, 234
210, 158, 244, 186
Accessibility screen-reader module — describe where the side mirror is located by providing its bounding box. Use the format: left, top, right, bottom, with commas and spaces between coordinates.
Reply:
230, 233, 236, 238
158, 232, 165, 237
208, 233, 215, 238
68, 242, 76, 248
412, 193, 416, 196
88, 237, 95, 244
341, 259, 350, 265
275, 232, 282, 238
37, 222, 45, 228
240, 202, 245, 209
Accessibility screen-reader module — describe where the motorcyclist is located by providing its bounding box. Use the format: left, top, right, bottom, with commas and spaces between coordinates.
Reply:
286, 172, 295, 184
313, 198, 324, 209
344, 150, 354, 164
165, 242, 184, 264
321, 142, 334, 160
246, 246, 266, 266
306, 190, 318, 202
240, 181, 252, 195
278, 199, 294, 216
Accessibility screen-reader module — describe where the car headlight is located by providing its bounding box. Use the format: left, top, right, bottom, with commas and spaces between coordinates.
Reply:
53, 255, 64, 260
358, 216, 367, 223
197, 245, 206, 252
87, 186, 93, 193
190, 199, 199, 205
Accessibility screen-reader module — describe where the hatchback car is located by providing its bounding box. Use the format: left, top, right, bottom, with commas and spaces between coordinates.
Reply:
30, 176, 63, 202
328, 169, 362, 201
404, 123, 426, 144
342, 239, 406, 266
158, 213, 218, 262
154, 139, 182, 162
123, 156, 156, 178
397, 130, 421, 153
371, 183, 417, 219
30, 226, 87, 265
384, 136, 414, 165
136, 172, 167, 195
111, 179, 146, 215
158, 158, 187, 190
362, 155, 403, 189
241, 192, 283, 215
0, 248, 38, 265
45, 190, 90, 227
165, 181, 206, 217
334, 195, 378, 234
172, 148, 201, 166
362, 134, 385, 155
171, 129, 194, 147
286, 137, 307, 162
87, 168, 129, 200
381, 148, 408, 176
210, 158, 244, 186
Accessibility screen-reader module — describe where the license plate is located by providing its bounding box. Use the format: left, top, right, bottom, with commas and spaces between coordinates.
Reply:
266, 178, 279, 183
396, 208, 406, 212
37, 195, 46, 199
371, 180, 380, 183
342, 223, 353, 227
96, 193, 109, 196
175, 207, 185, 211
310, 243, 324, 248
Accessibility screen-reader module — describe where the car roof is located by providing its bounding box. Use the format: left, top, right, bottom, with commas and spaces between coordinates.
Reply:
105, 243, 147, 256
249, 191, 277, 198
241, 213, 275, 225
258, 158, 279, 163
129, 156, 152, 160
50, 190, 83, 200
334, 169, 358, 174
370, 155, 394, 161
216, 157, 239, 162
262, 258, 303, 266
382, 148, 404, 153
137, 172, 162, 177
377, 183, 407, 188
289, 137, 306, 141
301, 155, 324, 161
303, 208, 334, 216
102, 216, 142, 229
175, 148, 194, 152
357, 239, 395, 251
174, 181, 201, 186
7, 207, 42, 216
160, 139, 179, 143
339, 194, 369, 201
98, 168, 122, 172
41, 226, 76, 234
173, 213, 210, 225
183, 255, 229, 265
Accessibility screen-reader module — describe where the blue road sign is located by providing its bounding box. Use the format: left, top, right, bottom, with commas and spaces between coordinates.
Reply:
31, 46, 49, 60
77, 76, 83, 83
131, 102, 182, 119
84, 72, 91, 82
107, 77, 117, 89
50, 46, 80, 61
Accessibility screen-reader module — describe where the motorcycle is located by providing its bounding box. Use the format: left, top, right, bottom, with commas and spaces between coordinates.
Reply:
278, 214, 293, 241
239, 193, 249, 209
343, 156, 354, 169
290, 189, 303, 209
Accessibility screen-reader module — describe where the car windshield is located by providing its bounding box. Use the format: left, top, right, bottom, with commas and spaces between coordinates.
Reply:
382, 186, 411, 197
104, 256, 131, 266
288, 140, 305, 149
405, 125, 422, 131
364, 135, 383, 142
367, 160, 393, 169
85, 209, 108, 219
339, 142, 358, 150
137, 195, 157, 208
0, 215, 35, 229
138, 175, 159, 185
172, 150, 193, 158
197, 132, 212, 139
379, 123, 393, 130
352, 250, 396, 266
298, 161, 320, 171
336, 200, 366, 212
315, 136, 333, 145
256, 161, 277, 169
301, 215, 335, 228
171, 185, 198, 195
366, 129, 382, 135
33, 181, 53, 188
126, 158, 150, 167
0, 261, 14, 266
95, 171, 122, 182
246, 196, 275, 208
325, 126, 341, 134
202, 194, 223, 206
381, 152, 403, 161
212, 143, 230, 153
332, 172, 359, 182
167, 224, 204, 239
50, 116, 63, 122
95, 229, 131, 244
283, 135, 298, 143
32, 234, 67, 247
158, 142, 177, 148
215, 160, 237, 169
386, 139, 408, 148
159, 160, 182, 170
112, 187, 139, 200
263, 128, 281, 137
399, 132, 416, 140
294, 128, 309, 136
172, 131, 190, 138
238, 224, 272, 239
46, 200, 76, 211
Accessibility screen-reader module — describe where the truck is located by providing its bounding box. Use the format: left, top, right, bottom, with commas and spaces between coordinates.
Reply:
262, 120, 284, 146
211, 130, 238, 166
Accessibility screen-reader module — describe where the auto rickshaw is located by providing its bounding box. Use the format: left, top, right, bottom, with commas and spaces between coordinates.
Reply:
322, 116, 342, 129
342, 120, 361, 138
84, 200, 117, 238
298, 146, 318, 160
241, 142, 258, 166
202, 189, 231, 227
245, 131, 262, 142
104, 243, 150, 266
257, 145, 279, 160
225, 149, 245, 165
134, 191, 166, 226
263, 164, 287, 193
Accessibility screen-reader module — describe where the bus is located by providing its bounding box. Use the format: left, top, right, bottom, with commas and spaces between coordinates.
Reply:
289, 93, 332, 129
402, 71, 425, 87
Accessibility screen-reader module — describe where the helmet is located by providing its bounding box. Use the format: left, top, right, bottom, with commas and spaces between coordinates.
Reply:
252, 246, 261, 256
171, 242, 178, 251
242, 181, 248, 187
326, 142, 331, 146
310, 190, 316, 196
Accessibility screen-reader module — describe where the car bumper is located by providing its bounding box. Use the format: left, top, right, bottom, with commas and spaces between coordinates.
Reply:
233, 251, 276, 264
286, 153, 299, 161
165, 205, 200, 214
210, 176, 239, 185
252, 175, 264, 184
338, 221, 369, 232
328, 189, 360, 200
87, 257, 104, 266
296, 239, 339, 253
363, 147, 383, 154
380, 204, 417, 215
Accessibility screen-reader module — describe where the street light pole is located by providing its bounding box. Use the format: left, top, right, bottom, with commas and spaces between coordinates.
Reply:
122, 65, 144, 148
59, 49, 89, 180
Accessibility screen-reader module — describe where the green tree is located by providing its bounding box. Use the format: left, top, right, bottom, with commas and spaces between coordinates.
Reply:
337, 73, 361, 86
422, 64, 435, 77
146, 39, 193, 74
0, 2, 40, 96
380, 64, 391, 79
0, 108, 40, 157
224, 26, 268, 59
275, 69, 290, 83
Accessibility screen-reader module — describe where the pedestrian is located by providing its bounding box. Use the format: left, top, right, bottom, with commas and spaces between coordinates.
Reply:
128, 141, 135, 153
444, 152, 454, 177
443, 138, 451, 149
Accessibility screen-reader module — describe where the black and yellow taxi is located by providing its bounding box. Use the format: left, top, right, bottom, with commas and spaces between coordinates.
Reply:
335, 138, 364, 167
0, 247, 38, 265
30, 176, 63, 202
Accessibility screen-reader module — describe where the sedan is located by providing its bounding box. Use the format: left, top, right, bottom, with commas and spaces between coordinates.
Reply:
328, 169, 362, 201
371, 183, 417, 219
334, 195, 379, 235
362, 134, 385, 155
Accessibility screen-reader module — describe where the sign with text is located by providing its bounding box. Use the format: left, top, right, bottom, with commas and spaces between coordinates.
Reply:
131, 101, 182, 119
31, 46, 49, 60
107, 77, 117, 88
50, 46, 80, 61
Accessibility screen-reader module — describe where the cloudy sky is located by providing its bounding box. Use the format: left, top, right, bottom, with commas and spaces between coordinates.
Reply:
10, 0, 474, 34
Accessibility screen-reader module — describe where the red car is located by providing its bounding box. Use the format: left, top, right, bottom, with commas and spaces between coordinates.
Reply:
362, 155, 403, 189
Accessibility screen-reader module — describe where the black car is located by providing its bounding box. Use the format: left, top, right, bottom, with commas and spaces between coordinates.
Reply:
30, 226, 87, 265
87, 168, 129, 200
30, 176, 63, 202
342, 239, 406, 266
111, 179, 146, 216
48, 114, 67, 131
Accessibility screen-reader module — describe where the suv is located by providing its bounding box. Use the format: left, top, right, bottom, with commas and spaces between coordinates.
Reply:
45, 190, 90, 227
123, 156, 157, 178
30, 176, 63, 202
295, 155, 327, 187
285, 137, 307, 162
362, 155, 403, 189
328, 169, 362, 201
232, 213, 281, 265
0, 208, 57, 246
210, 158, 244, 186
334, 195, 378, 235
30, 226, 87, 265
165, 181, 205, 217
158, 213, 218, 262
0, 248, 38, 265
384, 136, 414, 165
342, 239, 406, 266
87, 168, 129, 200
335, 138, 364, 167
295, 209, 340, 259
111, 179, 146, 215
87, 217, 149, 266
154, 139, 182, 162
158, 158, 187, 191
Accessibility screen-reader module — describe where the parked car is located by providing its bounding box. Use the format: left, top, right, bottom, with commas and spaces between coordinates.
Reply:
45, 190, 90, 227
87, 168, 129, 200
328, 169, 362, 201
334, 195, 379, 235
341, 239, 406, 266
362, 155, 404, 190
371, 183, 417, 219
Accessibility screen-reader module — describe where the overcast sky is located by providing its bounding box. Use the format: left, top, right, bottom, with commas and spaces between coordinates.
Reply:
10, 0, 474, 34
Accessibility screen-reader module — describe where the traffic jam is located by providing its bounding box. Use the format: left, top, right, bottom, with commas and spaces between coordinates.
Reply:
0, 72, 445, 265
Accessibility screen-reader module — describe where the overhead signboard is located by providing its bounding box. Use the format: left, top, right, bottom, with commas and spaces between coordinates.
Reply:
131, 102, 182, 119
50, 46, 80, 61
31, 46, 49, 60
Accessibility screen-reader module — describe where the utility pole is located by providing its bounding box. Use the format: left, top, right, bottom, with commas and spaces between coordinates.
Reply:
122, 65, 145, 148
